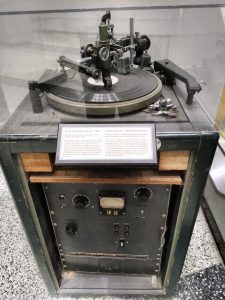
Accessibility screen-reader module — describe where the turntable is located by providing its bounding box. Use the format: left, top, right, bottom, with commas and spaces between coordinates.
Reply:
28, 10, 201, 117
0, 11, 219, 298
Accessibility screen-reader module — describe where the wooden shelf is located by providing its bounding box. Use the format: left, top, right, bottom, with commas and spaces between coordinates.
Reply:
20, 153, 53, 172
29, 169, 183, 185
159, 151, 190, 171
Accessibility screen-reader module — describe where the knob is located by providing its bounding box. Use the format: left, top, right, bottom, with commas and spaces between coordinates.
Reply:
72, 194, 90, 209
58, 194, 66, 201
66, 222, 78, 236
134, 187, 152, 202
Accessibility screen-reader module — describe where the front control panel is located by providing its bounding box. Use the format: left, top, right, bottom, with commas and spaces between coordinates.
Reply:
43, 183, 171, 275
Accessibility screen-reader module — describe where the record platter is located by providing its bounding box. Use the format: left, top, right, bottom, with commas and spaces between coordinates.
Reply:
46, 68, 161, 115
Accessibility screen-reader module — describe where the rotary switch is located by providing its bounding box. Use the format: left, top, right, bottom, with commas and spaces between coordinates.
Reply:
72, 194, 90, 209
66, 222, 78, 236
134, 187, 152, 202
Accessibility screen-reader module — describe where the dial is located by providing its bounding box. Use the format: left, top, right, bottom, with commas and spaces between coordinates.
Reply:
134, 187, 152, 202
72, 194, 90, 209
99, 46, 110, 61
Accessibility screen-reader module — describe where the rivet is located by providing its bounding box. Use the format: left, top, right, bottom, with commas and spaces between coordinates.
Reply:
53, 223, 57, 227
50, 211, 54, 215
162, 214, 166, 218
160, 227, 164, 230
156, 263, 159, 266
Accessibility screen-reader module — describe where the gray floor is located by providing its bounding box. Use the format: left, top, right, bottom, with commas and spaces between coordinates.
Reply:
0, 165, 222, 300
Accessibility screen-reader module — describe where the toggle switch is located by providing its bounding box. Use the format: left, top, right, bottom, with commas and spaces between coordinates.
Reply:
119, 239, 125, 248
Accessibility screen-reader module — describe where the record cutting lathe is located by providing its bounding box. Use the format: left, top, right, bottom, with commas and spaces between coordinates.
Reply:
28, 11, 202, 116
0, 9, 218, 298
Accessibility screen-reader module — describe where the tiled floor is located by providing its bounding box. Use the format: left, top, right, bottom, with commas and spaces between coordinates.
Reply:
176, 265, 225, 300
0, 164, 224, 300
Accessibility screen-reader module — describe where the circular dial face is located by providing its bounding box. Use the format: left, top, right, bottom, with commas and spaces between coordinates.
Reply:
134, 187, 152, 202
99, 46, 110, 61
72, 194, 90, 209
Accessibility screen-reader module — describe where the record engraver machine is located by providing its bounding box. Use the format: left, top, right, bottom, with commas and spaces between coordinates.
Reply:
0, 11, 219, 297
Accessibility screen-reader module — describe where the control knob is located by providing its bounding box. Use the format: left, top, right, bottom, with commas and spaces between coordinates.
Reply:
66, 222, 78, 236
134, 187, 152, 202
72, 194, 90, 209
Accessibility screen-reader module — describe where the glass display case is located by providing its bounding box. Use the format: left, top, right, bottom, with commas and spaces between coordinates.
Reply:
0, 1, 225, 129
0, 1, 224, 297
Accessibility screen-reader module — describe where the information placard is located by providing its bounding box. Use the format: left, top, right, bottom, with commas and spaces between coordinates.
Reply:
56, 123, 157, 165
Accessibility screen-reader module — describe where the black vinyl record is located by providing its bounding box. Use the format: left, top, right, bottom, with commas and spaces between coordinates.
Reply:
49, 68, 159, 104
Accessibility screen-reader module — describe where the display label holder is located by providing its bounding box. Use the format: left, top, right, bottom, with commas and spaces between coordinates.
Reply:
55, 123, 157, 166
